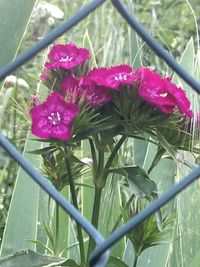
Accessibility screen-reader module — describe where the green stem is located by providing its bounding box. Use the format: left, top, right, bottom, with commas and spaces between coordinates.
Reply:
86, 135, 126, 260
64, 148, 85, 264
87, 186, 102, 259
97, 149, 104, 179
133, 255, 138, 267
89, 138, 97, 170
104, 135, 126, 172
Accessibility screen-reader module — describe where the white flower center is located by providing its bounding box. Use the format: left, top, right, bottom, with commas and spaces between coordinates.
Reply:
114, 73, 128, 81
59, 55, 73, 62
159, 93, 168, 97
48, 112, 61, 125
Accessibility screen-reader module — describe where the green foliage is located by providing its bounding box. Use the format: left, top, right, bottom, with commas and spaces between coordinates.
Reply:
0, 249, 65, 267
1, 1, 200, 267
129, 0, 200, 70
189, 249, 200, 267
121, 203, 173, 257
0, 0, 37, 242
0, 0, 37, 69
0, 133, 47, 257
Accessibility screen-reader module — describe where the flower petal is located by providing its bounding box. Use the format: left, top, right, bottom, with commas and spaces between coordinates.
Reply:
30, 92, 79, 140
45, 43, 90, 70
86, 65, 136, 90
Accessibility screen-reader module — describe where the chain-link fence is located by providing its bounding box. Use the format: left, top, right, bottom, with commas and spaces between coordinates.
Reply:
0, 1, 200, 266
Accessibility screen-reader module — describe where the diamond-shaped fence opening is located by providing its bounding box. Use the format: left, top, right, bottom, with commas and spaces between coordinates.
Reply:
0, 1, 200, 266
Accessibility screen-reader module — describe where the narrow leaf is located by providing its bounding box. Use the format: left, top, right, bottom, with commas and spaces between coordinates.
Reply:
0, 249, 65, 267
108, 256, 129, 267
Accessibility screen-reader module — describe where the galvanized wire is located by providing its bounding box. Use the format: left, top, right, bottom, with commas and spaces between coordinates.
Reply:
0, 0, 200, 266
0, 0, 106, 80
89, 165, 200, 265
112, 0, 200, 94
0, 133, 109, 267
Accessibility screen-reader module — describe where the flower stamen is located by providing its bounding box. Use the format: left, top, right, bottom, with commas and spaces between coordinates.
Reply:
48, 111, 61, 125
114, 73, 128, 81
59, 56, 73, 62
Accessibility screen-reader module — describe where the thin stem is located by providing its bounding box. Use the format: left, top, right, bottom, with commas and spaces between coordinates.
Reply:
104, 135, 126, 171
133, 255, 138, 267
87, 186, 102, 259
87, 135, 126, 260
64, 148, 85, 264
89, 138, 97, 169
96, 149, 104, 181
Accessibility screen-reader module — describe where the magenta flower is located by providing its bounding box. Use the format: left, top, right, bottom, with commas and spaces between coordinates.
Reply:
30, 92, 79, 140
135, 68, 193, 116
136, 68, 175, 114
60, 74, 112, 107
45, 43, 90, 70
164, 77, 193, 117
87, 65, 136, 90
60, 74, 80, 102
79, 75, 112, 106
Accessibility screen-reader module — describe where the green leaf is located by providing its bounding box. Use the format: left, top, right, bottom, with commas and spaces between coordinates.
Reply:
26, 239, 53, 255
0, 249, 65, 267
147, 147, 166, 174
0, 0, 37, 69
61, 258, 80, 266
125, 166, 157, 198
108, 165, 157, 198
128, 1, 141, 68
122, 240, 135, 266
155, 131, 177, 161
136, 158, 176, 267
50, 188, 70, 258
83, 29, 98, 68
172, 37, 195, 96
81, 140, 94, 223
133, 139, 149, 167
168, 153, 199, 267
168, 37, 200, 267
108, 256, 129, 267
0, 83, 51, 257
189, 249, 200, 267
99, 175, 125, 258
27, 146, 57, 155
0, 132, 42, 256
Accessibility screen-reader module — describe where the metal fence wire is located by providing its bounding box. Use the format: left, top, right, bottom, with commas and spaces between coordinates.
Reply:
0, 0, 200, 266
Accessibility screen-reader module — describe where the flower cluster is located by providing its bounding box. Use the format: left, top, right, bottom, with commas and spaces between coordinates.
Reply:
135, 68, 193, 117
30, 42, 193, 141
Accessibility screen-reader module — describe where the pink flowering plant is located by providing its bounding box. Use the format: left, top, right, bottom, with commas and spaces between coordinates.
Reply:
28, 42, 199, 266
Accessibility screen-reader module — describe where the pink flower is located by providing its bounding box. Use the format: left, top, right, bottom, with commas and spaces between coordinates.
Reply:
79, 75, 112, 106
87, 65, 136, 90
60, 74, 80, 102
45, 43, 90, 70
164, 77, 193, 117
60, 74, 112, 107
30, 92, 79, 140
136, 68, 193, 116
136, 68, 175, 114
